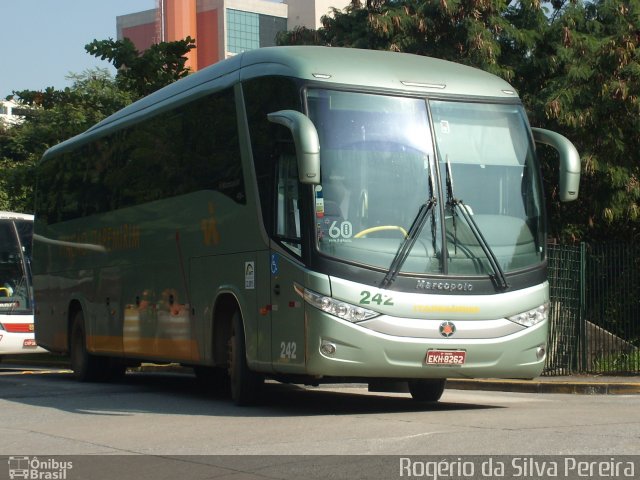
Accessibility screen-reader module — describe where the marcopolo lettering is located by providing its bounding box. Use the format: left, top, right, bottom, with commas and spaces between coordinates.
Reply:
417, 280, 473, 292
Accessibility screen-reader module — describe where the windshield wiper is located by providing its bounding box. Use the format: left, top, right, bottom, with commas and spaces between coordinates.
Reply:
380, 159, 437, 289
445, 157, 509, 290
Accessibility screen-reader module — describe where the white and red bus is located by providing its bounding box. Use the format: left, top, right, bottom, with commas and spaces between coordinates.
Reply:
0, 212, 45, 357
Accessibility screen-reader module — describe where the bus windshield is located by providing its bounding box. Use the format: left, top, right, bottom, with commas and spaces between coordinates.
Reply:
307, 89, 545, 276
0, 218, 33, 315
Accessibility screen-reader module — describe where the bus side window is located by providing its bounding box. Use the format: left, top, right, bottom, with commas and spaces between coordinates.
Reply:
275, 153, 301, 255
242, 76, 301, 239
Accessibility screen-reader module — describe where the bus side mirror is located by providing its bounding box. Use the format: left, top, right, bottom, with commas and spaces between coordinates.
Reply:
267, 110, 320, 184
532, 127, 581, 202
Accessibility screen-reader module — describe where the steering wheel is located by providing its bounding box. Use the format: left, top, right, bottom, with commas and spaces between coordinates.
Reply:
354, 225, 408, 238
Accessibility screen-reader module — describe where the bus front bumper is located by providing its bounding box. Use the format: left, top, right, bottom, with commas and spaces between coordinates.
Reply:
304, 310, 548, 380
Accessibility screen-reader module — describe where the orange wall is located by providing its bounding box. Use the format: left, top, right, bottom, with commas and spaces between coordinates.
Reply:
122, 2, 222, 72
163, 0, 198, 70
196, 9, 220, 68
122, 23, 157, 52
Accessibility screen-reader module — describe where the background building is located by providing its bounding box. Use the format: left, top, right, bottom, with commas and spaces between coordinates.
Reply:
117, 0, 345, 71
0, 100, 25, 127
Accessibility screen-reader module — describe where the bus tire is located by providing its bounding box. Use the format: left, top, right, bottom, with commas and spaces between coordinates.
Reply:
70, 310, 109, 382
228, 310, 263, 406
408, 379, 446, 402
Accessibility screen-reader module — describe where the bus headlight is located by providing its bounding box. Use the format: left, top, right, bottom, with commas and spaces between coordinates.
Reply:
508, 303, 548, 327
295, 285, 379, 323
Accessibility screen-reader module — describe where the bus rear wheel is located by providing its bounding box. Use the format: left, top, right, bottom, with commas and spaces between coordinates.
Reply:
408, 379, 446, 402
70, 310, 122, 382
228, 310, 263, 406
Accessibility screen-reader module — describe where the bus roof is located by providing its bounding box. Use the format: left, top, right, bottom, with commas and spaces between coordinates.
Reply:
42, 46, 519, 160
0, 211, 34, 221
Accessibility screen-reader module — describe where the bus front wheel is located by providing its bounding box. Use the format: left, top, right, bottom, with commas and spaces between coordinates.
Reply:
408, 379, 446, 402
228, 310, 263, 406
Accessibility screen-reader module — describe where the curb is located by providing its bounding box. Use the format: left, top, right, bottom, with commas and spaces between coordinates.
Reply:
133, 366, 640, 395
445, 378, 640, 395
4, 358, 639, 395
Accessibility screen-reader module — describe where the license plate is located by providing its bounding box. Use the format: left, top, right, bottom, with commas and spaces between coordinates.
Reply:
425, 349, 466, 366
23, 339, 37, 347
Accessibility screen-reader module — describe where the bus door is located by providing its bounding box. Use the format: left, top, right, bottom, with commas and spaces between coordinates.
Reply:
268, 153, 306, 373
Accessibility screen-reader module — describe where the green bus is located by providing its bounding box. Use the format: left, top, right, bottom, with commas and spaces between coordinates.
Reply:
33, 46, 580, 405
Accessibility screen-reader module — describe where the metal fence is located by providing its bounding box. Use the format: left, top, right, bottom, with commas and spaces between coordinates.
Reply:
544, 243, 640, 375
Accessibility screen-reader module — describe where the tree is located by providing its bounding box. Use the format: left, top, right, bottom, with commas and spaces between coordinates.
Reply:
85, 37, 196, 99
1, 36, 196, 212
530, 1, 640, 242
0, 70, 134, 213
279, 1, 548, 81
278, 0, 640, 243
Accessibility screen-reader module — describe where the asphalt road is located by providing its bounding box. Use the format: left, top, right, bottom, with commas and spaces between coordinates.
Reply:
0, 365, 638, 479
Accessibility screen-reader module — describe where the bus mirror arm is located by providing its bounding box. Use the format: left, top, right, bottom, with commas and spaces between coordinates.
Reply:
532, 127, 581, 202
268, 110, 321, 184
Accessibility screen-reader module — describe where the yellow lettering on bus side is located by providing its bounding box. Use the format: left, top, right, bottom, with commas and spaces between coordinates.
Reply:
58, 224, 142, 257
201, 202, 220, 246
